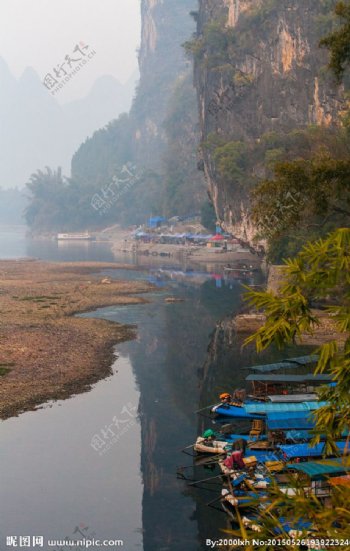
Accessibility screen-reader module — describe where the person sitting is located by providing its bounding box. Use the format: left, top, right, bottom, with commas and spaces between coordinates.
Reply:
231, 438, 247, 455
223, 450, 245, 470
220, 392, 232, 405
233, 388, 246, 403
194, 429, 229, 454
211, 391, 245, 412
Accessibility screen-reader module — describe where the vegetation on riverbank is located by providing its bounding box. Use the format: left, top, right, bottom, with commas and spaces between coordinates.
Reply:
0, 260, 153, 419
236, 228, 350, 546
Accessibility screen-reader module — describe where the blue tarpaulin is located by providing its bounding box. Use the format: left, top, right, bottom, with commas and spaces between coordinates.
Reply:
245, 401, 325, 414
280, 441, 348, 460
148, 216, 166, 228
286, 458, 349, 480
266, 414, 315, 430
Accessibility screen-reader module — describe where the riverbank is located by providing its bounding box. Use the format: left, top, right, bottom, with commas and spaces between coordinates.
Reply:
112, 239, 262, 266
0, 260, 153, 419
234, 265, 347, 346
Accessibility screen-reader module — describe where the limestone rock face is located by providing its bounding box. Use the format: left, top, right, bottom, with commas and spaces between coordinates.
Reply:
132, 0, 196, 168
193, 0, 344, 241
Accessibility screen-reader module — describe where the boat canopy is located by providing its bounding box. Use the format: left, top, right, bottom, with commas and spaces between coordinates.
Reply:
245, 361, 299, 372
284, 355, 319, 365
246, 374, 332, 383
245, 401, 325, 414
280, 441, 347, 460
268, 418, 314, 430
244, 355, 319, 372
266, 411, 315, 430
285, 429, 314, 440
267, 394, 317, 403
286, 458, 349, 480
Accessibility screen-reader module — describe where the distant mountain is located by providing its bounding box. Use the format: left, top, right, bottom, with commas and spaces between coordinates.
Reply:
0, 58, 138, 188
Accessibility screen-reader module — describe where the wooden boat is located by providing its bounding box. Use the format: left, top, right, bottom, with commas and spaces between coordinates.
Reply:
218, 459, 349, 518
221, 487, 266, 511
195, 427, 348, 465
193, 436, 229, 454
237, 439, 349, 464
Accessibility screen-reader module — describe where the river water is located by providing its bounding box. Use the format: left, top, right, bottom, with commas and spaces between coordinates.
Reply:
0, 226, 304, 551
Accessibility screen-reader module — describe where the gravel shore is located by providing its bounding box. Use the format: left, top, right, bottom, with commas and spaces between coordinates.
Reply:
0, 260, 153, 419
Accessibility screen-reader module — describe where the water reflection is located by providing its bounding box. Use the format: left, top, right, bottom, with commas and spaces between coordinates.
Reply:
0, 235, 302, 550
0, 355, 143, 549
96, 264, 312, 550
88, 262, 264, 550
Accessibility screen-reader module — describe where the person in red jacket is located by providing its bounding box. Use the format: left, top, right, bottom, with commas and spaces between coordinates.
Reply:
223, 450, 245, 470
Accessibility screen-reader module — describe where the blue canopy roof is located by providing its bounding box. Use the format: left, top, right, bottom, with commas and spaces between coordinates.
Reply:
285, 429, 314, 441
286, 458, 349, 480
244, 355, 319, 372
246, 374, 332, 383
280, 441, 347, 460
148, 216, 166, 228
285, 355, 319, 365
245, 401, 325, 415
266, 411, 315, 430
267, 410, 312, 420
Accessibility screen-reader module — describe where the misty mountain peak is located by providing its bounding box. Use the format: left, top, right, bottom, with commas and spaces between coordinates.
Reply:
19, 66, 42, 89
0, 57, 17, 94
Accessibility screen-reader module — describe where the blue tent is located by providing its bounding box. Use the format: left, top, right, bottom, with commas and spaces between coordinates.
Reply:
148, 216, 166, 228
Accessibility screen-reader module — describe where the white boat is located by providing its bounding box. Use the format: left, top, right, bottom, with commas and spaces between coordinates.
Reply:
56, 233, 95, 241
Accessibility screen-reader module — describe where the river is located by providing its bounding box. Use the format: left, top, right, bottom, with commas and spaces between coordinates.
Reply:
0, 226, 302, 551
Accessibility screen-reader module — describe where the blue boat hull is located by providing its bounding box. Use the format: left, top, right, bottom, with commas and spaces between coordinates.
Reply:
213, 404, 265, 419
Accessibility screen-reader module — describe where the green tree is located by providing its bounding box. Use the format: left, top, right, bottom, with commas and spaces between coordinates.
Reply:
251, 155, 350, 254
25, 167, 68, 231
320, 1, 350, 82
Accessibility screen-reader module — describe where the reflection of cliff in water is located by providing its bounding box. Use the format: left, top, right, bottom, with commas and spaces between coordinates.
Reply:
194, 307, 315, 545
199, 317, 258, 412
199, 317, 316, 415
119, 273, 252, 550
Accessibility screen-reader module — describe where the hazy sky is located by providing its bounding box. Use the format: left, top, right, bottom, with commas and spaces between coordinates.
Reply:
0, 0, 141, 103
